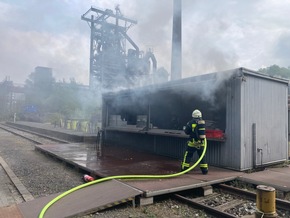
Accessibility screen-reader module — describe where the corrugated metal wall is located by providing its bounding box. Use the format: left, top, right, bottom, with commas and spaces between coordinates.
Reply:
240, 72, 288, 170
218, 70, 243, 170
105, 131, 187, 159
104, 131, 223, 163
213, 69, 289, 171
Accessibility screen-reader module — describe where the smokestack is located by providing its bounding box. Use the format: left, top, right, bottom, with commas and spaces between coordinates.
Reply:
171, 0, 182, 80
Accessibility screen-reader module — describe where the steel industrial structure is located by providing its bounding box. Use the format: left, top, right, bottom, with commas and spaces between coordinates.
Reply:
81, 6, 157, 90
0, 78, 25, 120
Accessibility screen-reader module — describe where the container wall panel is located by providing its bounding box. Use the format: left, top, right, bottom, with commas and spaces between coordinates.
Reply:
205, 142, 223, 167
223, 72, 242, 170
241, 75, 288, 169
154, 136, 187, 159
105, 131, 155, 152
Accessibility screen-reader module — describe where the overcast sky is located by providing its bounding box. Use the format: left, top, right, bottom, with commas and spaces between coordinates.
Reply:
0, 0, 289, 85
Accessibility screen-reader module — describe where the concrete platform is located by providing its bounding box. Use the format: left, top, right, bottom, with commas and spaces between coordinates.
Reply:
35, 143, 244, 195
18, 179, 142, 218
238, 166, 290, 192
1, 121, 290, 218
124, 167, 243, 197
0, 204, 22, 218
5, 121, 97, 143
33, 142, 290, 195
0, 180, 142, 218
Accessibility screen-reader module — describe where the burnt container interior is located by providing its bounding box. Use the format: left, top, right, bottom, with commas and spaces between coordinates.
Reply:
104, 74, 227, 132
102, 73, 228, 161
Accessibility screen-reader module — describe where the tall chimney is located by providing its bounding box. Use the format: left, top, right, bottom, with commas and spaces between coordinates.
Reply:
171, 0, 182, 80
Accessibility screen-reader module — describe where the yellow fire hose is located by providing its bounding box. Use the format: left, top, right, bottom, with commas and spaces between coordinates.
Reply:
38, 139, 207, 218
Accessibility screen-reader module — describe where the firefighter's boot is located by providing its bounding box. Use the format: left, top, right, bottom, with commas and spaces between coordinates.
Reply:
200, 163, 208, 175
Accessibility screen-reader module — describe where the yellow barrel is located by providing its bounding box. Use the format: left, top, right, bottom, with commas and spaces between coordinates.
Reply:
66, 120, 71, 129
81, 121, 88, 132
256, 185, 277, 218
71, 120, 77, 130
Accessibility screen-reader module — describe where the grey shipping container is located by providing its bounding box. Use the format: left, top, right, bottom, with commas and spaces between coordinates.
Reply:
102, 67, 289, 171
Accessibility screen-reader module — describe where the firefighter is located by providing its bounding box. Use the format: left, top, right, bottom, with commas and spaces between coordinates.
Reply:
181, 109, 208, 174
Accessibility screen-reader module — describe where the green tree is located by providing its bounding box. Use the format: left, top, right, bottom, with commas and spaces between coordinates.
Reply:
44, 81, 81, 119
22, 68, 101, 124
258, 65, 290, 79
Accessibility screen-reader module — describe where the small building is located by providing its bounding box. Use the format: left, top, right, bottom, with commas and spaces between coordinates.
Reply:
102, 68, 289, 171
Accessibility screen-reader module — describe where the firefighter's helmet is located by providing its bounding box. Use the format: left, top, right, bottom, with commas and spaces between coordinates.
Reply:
192, 109, 202, 118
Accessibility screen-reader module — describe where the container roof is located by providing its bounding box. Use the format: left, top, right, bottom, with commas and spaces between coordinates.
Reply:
103, 67, 289, 98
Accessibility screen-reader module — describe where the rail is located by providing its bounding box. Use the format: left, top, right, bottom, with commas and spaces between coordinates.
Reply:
173, 183, 290, 217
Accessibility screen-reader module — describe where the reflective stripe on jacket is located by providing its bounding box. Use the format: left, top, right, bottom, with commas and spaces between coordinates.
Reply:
184, 118, 206, 147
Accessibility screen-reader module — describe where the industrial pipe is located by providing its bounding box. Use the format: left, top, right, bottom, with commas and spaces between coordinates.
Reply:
252, 123, 257, 168
38, 139, 207, 218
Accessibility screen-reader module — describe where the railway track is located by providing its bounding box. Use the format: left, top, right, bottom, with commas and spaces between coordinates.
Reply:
173, 183, 290, 217
0, 124, 84, 204
0, 123, 69, 145
0, 123, 290, 217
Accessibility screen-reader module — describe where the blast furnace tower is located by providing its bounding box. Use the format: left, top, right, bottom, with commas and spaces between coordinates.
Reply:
81, 6, 157, 90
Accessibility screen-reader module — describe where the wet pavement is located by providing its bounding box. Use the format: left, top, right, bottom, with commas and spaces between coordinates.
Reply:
36, 141, 290, 195
36, 143, 181, 177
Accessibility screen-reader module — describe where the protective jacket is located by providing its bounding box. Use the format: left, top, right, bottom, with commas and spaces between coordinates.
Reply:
181, 117, 208, 174
184, 118, 206, 144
